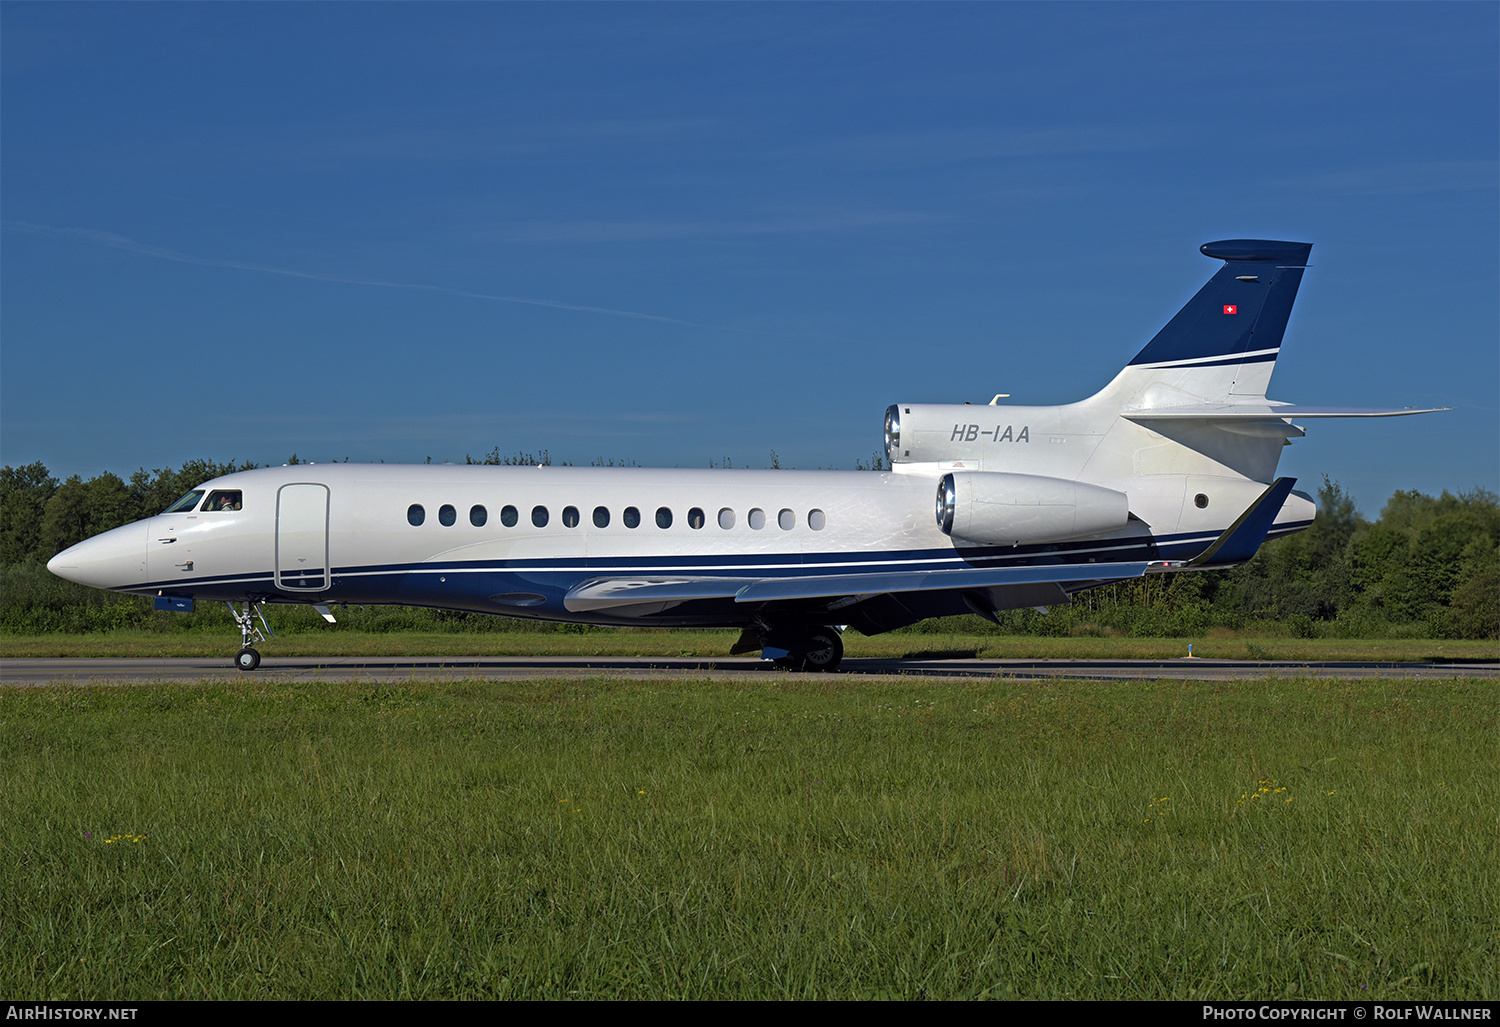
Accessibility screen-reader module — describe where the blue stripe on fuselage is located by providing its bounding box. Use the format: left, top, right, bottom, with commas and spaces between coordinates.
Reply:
119, 520, 1313, 602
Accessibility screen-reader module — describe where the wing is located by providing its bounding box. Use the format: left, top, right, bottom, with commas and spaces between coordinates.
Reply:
563, 477, 1298, 630
561, 563, 1153, 616
562, 561, 1152, 631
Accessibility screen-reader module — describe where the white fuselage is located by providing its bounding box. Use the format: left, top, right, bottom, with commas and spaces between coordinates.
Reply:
51, 461, 1313, 628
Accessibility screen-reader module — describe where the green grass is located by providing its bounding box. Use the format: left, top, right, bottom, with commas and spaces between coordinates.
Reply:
2, 676, 1494, 999
2, 628, 1495, 662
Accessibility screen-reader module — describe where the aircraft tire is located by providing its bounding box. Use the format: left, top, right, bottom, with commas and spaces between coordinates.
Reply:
798, 631, 844, 673
236, 647, 261, 672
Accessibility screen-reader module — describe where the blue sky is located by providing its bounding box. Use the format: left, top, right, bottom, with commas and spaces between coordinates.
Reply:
3, 2, 1495, 514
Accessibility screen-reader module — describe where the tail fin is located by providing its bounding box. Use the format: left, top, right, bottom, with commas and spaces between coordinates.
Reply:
1088, 240, 1443, 482
1115, 239, 1312, 405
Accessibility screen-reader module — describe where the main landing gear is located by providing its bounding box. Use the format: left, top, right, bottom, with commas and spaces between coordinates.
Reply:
732, 624, 845, 672
226, 600, 273, 671
787, 629, 844, 672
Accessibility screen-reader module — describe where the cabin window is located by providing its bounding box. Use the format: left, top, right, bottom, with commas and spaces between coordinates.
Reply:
470, 505, 487, 527
688, 507, 705, 529
532, 505, 549, 528
718, 508, 735, 529
655, 507, 673, 529
778, 509, 795, 530
204, 490, 242, 512
1195, 493, 1209, 509
408, 504, 425, 526
562, 506, 580, 528
623, 506, 641, 529
163, 490, 205, 514
748, 508, 766, 530
808, 509, 826, 530
501, 505, 519, 527
593, 506, 610, 528
439, 504, 457, 526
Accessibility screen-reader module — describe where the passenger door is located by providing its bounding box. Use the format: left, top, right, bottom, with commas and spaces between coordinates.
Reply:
275, 483, 330, 591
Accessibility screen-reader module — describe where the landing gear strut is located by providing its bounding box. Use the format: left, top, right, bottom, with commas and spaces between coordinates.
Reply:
226, 601, 273, 671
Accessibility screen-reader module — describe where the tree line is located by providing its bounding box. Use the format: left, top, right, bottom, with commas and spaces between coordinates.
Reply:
981, 478, 1497, 642
1, 460, 1495, 639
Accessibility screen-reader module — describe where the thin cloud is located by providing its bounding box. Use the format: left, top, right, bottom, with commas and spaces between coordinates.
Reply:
4, 220, 754, 333
135, 116, 726, 176
481, 207, 936, 245
1277, 161, 1498, 196
783, 124, 1174, 168
224, 410, 694, 432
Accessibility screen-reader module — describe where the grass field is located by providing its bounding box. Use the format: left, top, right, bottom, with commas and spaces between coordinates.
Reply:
3, 628, 1495, 663
2, 674, 1494, 1000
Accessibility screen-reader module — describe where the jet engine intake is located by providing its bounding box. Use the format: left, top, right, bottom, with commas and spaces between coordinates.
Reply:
883, 404, 901, 467
936, 472, 1130, 546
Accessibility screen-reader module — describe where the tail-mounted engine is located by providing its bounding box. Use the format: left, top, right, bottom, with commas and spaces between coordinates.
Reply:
936, 471, 1130, 546
885, 403, 1042, 466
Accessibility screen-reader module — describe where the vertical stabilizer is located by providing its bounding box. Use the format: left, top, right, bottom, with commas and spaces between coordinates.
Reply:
1081, 240, 1313, 482
1115, 239, 1311, 406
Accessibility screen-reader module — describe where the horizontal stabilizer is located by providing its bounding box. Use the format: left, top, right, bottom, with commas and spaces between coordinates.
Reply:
1124, 403, 1448, 420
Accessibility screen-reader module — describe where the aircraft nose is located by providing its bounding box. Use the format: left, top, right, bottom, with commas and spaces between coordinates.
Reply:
46, 521, 148, 591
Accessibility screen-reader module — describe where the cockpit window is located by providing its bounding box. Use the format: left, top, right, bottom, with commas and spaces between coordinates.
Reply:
162, 490, 205, 513
204, 490, 243, 512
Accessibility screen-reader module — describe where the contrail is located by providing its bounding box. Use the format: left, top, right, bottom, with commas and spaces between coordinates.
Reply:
4, 220, 755, 333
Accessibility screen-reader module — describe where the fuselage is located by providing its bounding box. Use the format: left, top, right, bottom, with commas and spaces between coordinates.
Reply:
48, 462, 1314, 629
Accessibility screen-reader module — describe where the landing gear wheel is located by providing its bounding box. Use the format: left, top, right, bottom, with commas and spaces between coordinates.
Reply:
798, 631, 844, 673
227, 602, 271, 672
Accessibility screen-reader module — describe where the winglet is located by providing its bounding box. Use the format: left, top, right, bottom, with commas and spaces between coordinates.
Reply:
1188, 477, 1297, 567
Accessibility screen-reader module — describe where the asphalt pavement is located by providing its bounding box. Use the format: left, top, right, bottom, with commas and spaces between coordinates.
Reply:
4, 655, 1496, 686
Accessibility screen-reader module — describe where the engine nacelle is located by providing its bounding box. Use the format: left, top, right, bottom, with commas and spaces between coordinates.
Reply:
936, 471, 1130, 546
885, 402, 1049, 465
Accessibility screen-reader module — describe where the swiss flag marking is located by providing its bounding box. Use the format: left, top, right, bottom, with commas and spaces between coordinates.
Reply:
1223, 304, 1237, 315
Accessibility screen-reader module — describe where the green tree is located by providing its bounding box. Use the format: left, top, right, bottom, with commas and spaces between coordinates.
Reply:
1302, 477, 1360, 618
0, 462, 59, 563
38, 473, 131, 558
1441, 534, 1499, 639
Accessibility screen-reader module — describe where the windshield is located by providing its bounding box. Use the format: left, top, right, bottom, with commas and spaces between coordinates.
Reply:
162, 490, 205, 514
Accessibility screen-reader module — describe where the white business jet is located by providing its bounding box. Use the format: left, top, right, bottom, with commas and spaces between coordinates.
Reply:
48, 239, 1441, 671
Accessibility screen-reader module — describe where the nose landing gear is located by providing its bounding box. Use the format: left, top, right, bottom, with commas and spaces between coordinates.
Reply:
226, 601, 273, 671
